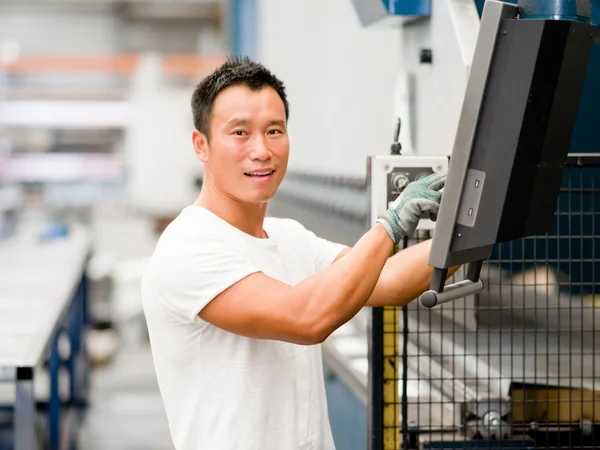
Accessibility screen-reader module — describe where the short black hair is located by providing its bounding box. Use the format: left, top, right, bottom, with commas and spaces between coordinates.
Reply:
191, 56, 289, 141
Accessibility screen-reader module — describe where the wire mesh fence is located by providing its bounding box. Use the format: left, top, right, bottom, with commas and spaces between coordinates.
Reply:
369, 154, 600, 449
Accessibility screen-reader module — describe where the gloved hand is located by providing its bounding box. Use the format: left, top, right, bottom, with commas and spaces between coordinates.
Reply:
376, 171, 446, 244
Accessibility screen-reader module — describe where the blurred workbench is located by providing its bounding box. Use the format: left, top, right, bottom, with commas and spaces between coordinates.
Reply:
0, 222, 91, 450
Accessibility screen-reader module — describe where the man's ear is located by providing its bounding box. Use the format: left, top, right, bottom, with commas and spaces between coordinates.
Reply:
192, 129, 209, 163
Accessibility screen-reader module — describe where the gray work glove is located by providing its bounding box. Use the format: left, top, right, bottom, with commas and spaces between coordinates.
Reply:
376, 171, 446, 244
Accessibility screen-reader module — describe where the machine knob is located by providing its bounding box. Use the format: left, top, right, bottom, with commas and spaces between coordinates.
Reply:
392, 174, 409, 190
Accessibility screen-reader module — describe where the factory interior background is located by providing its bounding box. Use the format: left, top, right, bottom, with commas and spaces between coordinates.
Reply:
0, 0, 599, 449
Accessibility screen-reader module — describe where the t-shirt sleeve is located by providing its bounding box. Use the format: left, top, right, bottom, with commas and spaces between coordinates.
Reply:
287, 221, 348, 272
154, 239, 261, 323
310, 232, 348, 272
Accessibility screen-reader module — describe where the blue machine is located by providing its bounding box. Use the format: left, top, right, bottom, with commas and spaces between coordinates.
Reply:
518, 0, 594, 20
350, 0, 431, 25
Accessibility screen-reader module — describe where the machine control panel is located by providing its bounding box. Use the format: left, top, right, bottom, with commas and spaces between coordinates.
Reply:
368, 155, 448, 231
386, 167, 440, 207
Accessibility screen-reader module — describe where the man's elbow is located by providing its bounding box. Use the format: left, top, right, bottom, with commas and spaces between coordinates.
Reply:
293, 315, 334, 346
302, 328, 331, 346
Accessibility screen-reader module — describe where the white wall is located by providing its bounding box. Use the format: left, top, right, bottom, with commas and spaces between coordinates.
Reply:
400, 0, 479, 159
256, 0, 403, 178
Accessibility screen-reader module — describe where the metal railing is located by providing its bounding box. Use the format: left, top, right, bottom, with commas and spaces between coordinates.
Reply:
369, 154, 600, 449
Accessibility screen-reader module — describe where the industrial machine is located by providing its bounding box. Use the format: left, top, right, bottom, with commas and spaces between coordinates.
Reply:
421, 0, 595, 307
360, 0, 600, 448
367, 120, 448, 232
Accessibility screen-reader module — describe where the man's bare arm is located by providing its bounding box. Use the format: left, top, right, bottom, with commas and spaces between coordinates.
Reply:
333, 240, 460, 307
199, 223, 394, 345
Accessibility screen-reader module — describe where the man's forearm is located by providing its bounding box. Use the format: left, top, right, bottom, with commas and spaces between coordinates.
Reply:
294, 223, 393, 341
366, 240, 460, 307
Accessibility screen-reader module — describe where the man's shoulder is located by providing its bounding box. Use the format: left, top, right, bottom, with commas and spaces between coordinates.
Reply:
148, 208, 231, 271
159, 206, 227, 244
142, 208, 249, 296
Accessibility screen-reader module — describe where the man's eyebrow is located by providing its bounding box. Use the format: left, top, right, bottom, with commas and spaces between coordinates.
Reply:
268, 120, 287, 128
225, 118, 287, 128
225, 118, 251, 128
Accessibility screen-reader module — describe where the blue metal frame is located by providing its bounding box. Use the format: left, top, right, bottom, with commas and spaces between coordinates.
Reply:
67, 278, 88, 407
383, 0, 431, 17
49, 333, 61, 449
229, 0, 257, 58
518, 0, 593, 21
351, 0, 430, 25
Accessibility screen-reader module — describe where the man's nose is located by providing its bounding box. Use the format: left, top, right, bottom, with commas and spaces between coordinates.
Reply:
249, 135, 271, 160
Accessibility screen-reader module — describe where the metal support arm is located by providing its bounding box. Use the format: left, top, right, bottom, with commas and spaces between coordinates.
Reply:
420, 260, 484, 308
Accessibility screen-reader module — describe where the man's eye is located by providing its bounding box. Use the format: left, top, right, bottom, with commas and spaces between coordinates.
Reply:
267, 129, 282, 135
233, 130, 245, 136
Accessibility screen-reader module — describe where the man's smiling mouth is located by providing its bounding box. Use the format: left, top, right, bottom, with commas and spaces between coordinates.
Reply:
244, 170, 275, 177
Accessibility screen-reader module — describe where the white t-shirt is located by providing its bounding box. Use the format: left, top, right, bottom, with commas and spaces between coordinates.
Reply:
141, 205, 347, 450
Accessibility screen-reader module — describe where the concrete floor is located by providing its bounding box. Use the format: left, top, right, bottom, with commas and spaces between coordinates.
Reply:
79, 342, 174, 450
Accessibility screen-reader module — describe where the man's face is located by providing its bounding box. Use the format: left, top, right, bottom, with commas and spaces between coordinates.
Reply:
193, 85, 289, 205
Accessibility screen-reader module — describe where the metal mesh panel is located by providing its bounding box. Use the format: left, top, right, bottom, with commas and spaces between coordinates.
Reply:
370, 155, 600, 449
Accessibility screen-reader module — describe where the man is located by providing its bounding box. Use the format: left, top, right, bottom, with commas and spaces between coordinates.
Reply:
141, 56, 452, 450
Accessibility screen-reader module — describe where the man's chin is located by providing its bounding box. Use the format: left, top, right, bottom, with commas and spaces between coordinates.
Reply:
250, 193, 276, 204
239, 178, 283, 204
238, 190, 276, 205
